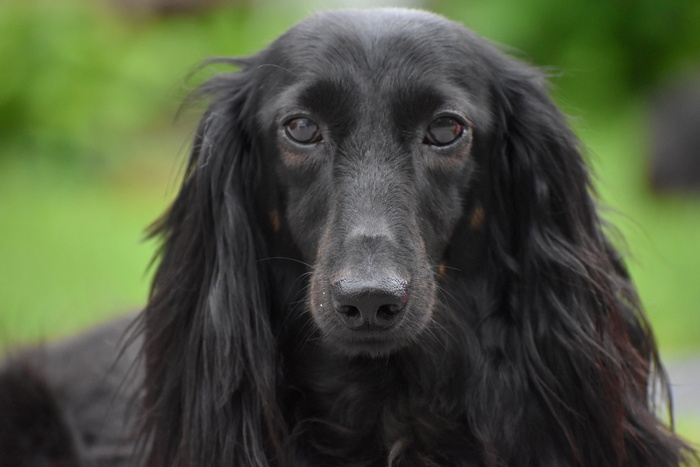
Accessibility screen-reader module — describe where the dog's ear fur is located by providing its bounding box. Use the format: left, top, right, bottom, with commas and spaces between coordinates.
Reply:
472, 56, 688, 465
138, 57, 284, 467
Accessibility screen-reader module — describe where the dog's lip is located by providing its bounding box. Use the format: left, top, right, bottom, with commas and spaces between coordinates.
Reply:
339, 326, 401, 339
332, 331, 407, 356
330, 322, 412, 349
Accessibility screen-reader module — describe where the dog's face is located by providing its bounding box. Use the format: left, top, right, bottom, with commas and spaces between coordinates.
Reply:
255, 10, 496, 357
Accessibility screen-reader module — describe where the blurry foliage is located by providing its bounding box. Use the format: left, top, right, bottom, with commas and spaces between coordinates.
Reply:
0, 0, 304, 165
2, 0, 699, 166
2, 0, 699, 165
433, 0, 700, 114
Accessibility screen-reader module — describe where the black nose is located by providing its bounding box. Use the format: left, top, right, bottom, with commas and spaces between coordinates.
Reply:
330, 277, 408, 330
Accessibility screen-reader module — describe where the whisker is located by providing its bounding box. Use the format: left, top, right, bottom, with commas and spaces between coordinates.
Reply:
435, 283, 458, 306
427, 315, 457, 348
432, 264, 462, 273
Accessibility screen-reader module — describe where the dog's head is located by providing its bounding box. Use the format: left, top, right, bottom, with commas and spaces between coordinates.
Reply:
251, 10, 503, 356
153, 9, 588, 360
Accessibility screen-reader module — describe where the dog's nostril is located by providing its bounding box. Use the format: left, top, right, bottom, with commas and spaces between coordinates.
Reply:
338, 305, 361, 319
377, 304, 402, 322
330, 278, 408, 331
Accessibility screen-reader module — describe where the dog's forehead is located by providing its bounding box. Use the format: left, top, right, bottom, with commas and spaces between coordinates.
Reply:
257, 9, 495, 128
267, 9, 485, 77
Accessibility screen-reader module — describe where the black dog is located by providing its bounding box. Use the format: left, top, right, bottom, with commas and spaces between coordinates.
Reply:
1, 8, 694, 466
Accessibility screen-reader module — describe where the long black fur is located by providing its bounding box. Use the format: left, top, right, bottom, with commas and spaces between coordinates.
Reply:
1, 8, 694, 467
136, 9, 694, 466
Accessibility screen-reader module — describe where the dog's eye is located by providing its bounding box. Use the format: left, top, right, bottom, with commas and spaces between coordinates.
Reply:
424, 117, 464, 146
285, 117, 322, 144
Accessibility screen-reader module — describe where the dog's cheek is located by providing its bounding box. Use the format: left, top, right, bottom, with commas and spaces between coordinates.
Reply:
418, 163, 476, 260
419, 196, 463, 260
283, 183, 332, 263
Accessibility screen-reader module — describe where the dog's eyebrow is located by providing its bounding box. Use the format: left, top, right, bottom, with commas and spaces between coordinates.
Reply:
391, 84, 447, 118
389, 83, 478, 132
282, 77, 360, 132
391, 80, 492, 133
301, 77, 354, 103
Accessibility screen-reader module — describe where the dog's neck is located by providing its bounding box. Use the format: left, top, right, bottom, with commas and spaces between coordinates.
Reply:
279, 305, 480, 463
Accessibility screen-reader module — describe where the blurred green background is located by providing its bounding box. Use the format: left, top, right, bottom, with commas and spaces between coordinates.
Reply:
1, 0, 698, 453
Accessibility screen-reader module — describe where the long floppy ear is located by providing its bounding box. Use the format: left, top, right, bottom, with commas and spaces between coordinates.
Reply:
474, 57, 690, 465
138, 57, 284, 466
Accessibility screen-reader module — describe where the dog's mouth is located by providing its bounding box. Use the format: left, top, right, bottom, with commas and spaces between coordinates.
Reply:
330, 327, 412, 357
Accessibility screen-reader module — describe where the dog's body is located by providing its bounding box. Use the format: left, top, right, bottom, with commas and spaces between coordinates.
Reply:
0, 317, 138, 467
0, 9, 693, 466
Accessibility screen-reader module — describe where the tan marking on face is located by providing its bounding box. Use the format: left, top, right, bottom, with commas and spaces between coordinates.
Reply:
438, 262, 447, 277
470, 204, 485, 230
269, 209, 281, 233
280, 149, 307, 167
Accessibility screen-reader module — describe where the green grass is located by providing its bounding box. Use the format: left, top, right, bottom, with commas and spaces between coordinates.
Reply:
0, 128, 180, 344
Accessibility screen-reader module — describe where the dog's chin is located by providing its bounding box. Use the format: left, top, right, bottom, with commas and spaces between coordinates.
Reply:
324, 328, 415, 358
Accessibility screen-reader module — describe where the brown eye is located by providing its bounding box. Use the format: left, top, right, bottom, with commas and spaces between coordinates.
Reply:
285, 117, 322, 144
424, 117, 464, 146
